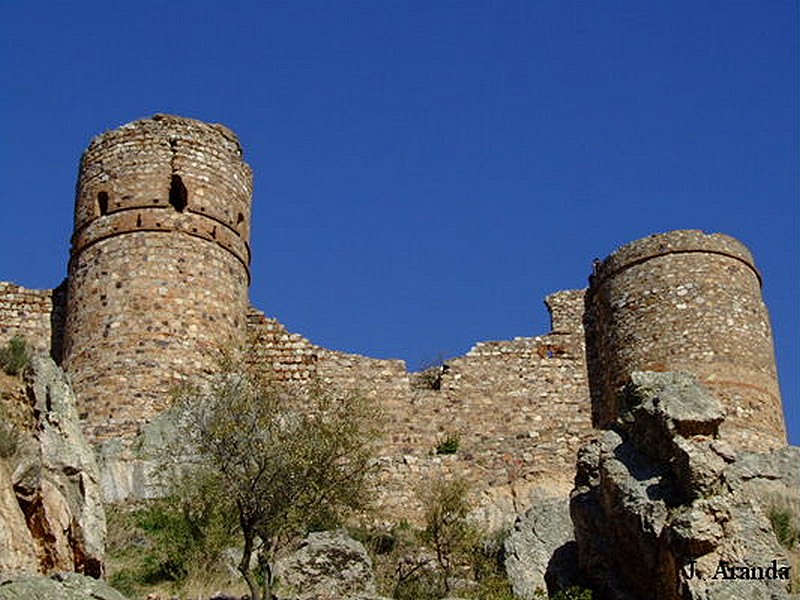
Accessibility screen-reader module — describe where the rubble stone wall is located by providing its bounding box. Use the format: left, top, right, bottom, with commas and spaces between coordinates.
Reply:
0, 113, 788, 523
0, 281, 65, 360
246, 291, 593, 522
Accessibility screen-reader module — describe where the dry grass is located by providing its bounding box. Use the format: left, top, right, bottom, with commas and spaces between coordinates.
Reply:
767, 493, 800, 593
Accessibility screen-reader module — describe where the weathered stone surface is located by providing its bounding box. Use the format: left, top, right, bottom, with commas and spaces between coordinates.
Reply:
2, 355, 105, 577
0, 572, 127, 600
273, 530, 376, 600
0, 461, 38, 572
570, 372, 795, 600
504, 495, 578, 598
28, 355, 106, 575
95, 412, 175, 503
0, 281, 65, 357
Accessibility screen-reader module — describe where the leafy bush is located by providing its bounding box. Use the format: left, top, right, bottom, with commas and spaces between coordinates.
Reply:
348, 525, 398, 555
106, 497, 237, 598
769, 500, 799, 550
393, 569, 444, 600
465, 575, 516, 599
435, 433, 460, 455
0, 336, 31, 376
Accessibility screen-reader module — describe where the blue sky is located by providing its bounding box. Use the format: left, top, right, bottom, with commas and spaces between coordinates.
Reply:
1, 1, 797, 443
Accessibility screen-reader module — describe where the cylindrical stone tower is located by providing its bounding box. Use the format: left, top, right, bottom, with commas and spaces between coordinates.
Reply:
584, 230, 786, 452
63, 115, 253, 442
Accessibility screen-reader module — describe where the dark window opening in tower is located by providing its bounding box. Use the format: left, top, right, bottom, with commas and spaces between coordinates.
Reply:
236, 212, 245, 233
97, 191, 109, 216
169, 175, 188, 212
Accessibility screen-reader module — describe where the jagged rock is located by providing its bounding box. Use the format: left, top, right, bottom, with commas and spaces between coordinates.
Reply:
504, 495, 578, 598
273, 530, 377, 600
0, 571, 127, 600
570, 372, 796, 600
3, 355, 106, 576
0, 460, 38, 572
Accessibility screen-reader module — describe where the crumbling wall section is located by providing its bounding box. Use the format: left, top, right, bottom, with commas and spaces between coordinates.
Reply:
437, 290, 592, 491
247, 290, 594, 524
0, 281, 65, 360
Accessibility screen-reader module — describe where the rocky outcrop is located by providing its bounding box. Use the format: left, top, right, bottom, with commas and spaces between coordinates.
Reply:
504, 495, 579, 598
0, 356, 105, 577
273, 530, 386, 600
95, 413, 172, 503
570, 371, 797, 600
0, 460, 38, 572
0, 572, 127, 600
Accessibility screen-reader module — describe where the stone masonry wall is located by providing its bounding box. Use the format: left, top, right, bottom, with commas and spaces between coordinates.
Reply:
439, 290, 591, 487
62, 116, 253, 442
585, 230, 786, 452
0, 113, 788, 527
247, 290, 594, 524
0, 281, 66, 360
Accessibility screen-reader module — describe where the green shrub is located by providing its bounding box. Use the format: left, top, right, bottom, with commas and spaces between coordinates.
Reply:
348, 525, 398, 555
466, 575, 516, 599
769, 501, 800, 550
393, 570, 443, 600
435, 433, 460, 455
106, 496, 237, 597
0, 336, 31, 376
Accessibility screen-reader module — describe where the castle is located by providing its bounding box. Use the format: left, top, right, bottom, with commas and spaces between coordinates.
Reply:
0, 115, 788, 518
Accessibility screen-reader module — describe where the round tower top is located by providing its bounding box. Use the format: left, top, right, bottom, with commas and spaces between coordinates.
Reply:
72, 114, 254, 273
86, 113, 246, 157
592, 230, 761, 287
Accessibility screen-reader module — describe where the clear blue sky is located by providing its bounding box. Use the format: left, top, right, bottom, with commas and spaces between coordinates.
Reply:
1, 1, 797, 444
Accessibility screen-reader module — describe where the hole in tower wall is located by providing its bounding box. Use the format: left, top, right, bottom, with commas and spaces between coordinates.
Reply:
236, 212, 245, 233
97, 191, 109, 216
169, 175, 188, 212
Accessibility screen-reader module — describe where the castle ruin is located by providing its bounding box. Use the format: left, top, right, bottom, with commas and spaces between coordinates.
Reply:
0, 115, 788, 518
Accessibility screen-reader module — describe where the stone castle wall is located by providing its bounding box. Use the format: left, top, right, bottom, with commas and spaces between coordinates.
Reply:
61, 115, 253, 442
0, 281, 66, 360
246, 290, 593, 522
585, 230, 786, 452
0, 114, 788, 520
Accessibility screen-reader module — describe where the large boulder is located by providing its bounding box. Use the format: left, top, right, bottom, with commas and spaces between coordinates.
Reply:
273, 530, 379, 600
570, 372, 797, 600
504, 495, 579, 598
1, 355, 106, 577
0, 572, 127, 600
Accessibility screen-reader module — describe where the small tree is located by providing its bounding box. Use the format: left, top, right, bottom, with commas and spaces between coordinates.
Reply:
166, 370, 380, 600
419, 477, 475, 594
